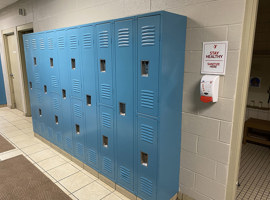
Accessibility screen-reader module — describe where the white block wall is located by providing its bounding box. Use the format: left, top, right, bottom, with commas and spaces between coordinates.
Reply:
0, 0, 247, 199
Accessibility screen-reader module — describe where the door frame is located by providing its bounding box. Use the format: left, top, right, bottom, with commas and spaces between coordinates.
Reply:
226, 0, 259, 199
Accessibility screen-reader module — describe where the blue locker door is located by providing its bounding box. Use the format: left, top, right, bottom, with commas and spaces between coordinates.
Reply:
71, 98, 85, 161
99, 106, 115, 180
80, 25, 99, 170
137, 116, 158, 200
47, 31, 60, 94
23, 35, 33, 91
96, 23, 113, 106
38, 33, 49, 94
67, 28, 82, 99
28, 88, 39, 134
137, 15, 160, 117
30, 35, 41, 90
50, 93, 62, 147
115, 19, 135, 192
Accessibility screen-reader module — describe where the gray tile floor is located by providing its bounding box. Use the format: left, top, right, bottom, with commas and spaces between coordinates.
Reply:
0, 107, 130, 200
236, 143, 270, 200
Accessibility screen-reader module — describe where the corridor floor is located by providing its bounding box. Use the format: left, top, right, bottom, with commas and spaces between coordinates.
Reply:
236, 142, 270, 200
0, 107, 130, 200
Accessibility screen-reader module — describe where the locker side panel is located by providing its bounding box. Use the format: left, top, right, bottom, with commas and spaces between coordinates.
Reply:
96, 23, 113, 106
137, 15, 160, 117
115, 19, 135, 192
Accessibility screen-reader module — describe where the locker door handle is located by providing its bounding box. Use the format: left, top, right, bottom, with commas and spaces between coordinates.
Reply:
10, 73, 14, 77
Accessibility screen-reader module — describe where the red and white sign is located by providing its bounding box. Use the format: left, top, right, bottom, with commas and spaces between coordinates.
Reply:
201, 41, 228, 75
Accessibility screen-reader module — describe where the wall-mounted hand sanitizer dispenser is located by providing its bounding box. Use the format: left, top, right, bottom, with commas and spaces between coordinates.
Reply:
200, 75, 219, 103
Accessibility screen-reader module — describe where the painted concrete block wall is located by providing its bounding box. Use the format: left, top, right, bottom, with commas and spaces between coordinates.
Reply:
0, 0, 246, 199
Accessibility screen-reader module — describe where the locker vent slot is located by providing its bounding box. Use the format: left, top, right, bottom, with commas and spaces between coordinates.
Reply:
32, 39, 37, 49
141, 152, 148, 167
141, 90, 154, 109
118, 28, 129, 47
25, 40, 29, 49
140, 124, 154, 144
140, 177, 153, 196
50, 58, 53, 68
39, 108, 42, 117
62, 89, 66, 99
70, 35, 78, 49
53, 98, 60, 111
88, 149, 97, 164
51, 76, 58, 88
141, 25, 155, 46
83, 33, 92, 48
72, 79, 81, 94
48, 38, 54, 49
102, 113, 111, 128
86, 95, 91, 106
65, 137, 72, 149
55, 115, 59, 124
71, 58, 76, 69
141, 60, 149, 77
58, 36, 65, 49
120, 166, 131, 183
29, 82, 32, 89
100, 59, 106, 72
76, 143, 84, 157
34, 73, 40, 84
75, 124, 80, 134
33, 57, 37, 66
99, 31, 109, 48
44, 85, 47, 94
73, 104, 82, 118
102, 135, 108, 148
40, 38, 45, 50
119, 102, 126, 116
101, 84, 111, 100
103, 157, 112, 173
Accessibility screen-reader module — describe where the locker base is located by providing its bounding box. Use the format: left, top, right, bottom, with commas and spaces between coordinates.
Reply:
116, 184, 137, 200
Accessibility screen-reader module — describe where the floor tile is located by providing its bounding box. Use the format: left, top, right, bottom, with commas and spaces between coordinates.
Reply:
47, 163, 79, 181
0, 149, 22, 161
29, 149, 56, 163
102, 193, 123, 200
96, 179, 115, 192
21, 143, 49, 155
56, 182, 71, 195
38, 155, 67, 171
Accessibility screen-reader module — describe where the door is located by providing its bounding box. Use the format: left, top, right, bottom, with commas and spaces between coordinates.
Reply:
7, 34, 23, 111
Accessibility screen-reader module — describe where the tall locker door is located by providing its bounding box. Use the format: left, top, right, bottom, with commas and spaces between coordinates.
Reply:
137, 116, 158, 200
137, 15, 160, 117
115, 19, 135, 192
47, 31, 60, 94
80, 25, 99, 170
96, 23, 113, 106
99, 106, 115, 180
67, 28, 82, 99
30, 35, 41, 90
23, 35, 34, 93
71, 98, 85, 161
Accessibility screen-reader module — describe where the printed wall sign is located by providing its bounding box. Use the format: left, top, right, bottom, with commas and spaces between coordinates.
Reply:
201, 41, 228, 75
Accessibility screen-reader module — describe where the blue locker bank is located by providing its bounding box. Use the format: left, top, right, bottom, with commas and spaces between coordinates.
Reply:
23, 11, 186, 200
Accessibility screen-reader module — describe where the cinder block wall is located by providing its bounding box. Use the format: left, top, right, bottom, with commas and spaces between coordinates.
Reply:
0, 0, 247, 199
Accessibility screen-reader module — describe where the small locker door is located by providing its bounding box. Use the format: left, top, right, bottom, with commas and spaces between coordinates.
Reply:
67, 28, 82, 99
99, 106, 115, 180
71, 98, 85, 162
38, 33, 49, 94
137, 15, 160, 117
137, 116, 158, 200
80, 25, 99, 170
115, 19, 135, 192
23, 35, 34, 90
30, 35, 41, 90
96, 23, 113, 106
47, 31, 60, 94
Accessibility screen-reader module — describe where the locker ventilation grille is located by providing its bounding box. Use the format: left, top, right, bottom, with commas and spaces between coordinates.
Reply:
35, 73, 40, 84
40, 38, 45, 50
25, 40, 29, 49
74, 104, 82, 118
51, 76, 58, 88
65, 137, 72, 150
141, 90, 154, 109
140, 124, 154, 144
141, 25, 155, 46
53, 98, 60, 111
118, 28, 129, 47
120, 166, 131, 183
83, 33, 92, 48
58, 36, 65, 49
72, 79, 81, 94
48, 38, 54, 49
88, 149, 97, 165
101, 84, 111, 100
76, 143, 84, 157
70, 35, 78, 49
102, 113, 111, 128
140, 177, 153, 196
103, 157, 112, 173
32, 39, 37, 49
99, 31, 109, 48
